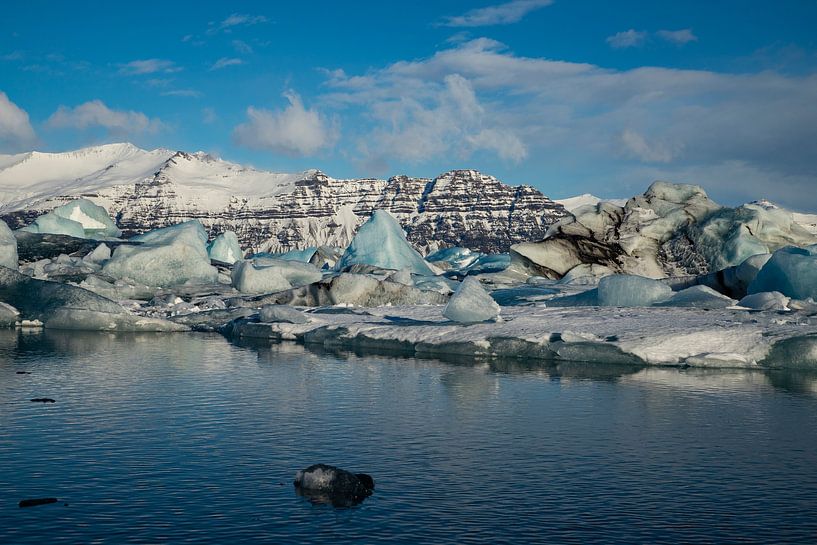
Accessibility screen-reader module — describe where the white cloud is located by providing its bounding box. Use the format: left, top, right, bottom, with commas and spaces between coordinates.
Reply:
439, 0, 552, 27
210, 57, 244, 71
233, 91, 337, 156
0, 91, 36, 149
207, 13, 268, 35
656, 29, 698, 46
161, 89, 202, 98
232, 40, 253, 54
202, 107, 217, 124
118, 59, 181, 75
46, 100, 164, 135
322, 38, 817, 205
606, 29, 648, 48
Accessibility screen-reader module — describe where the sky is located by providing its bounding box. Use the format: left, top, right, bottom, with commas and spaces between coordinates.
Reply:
1, 0, 817, 208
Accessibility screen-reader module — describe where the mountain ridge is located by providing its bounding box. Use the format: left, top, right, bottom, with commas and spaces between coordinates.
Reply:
0, 143, 568, 254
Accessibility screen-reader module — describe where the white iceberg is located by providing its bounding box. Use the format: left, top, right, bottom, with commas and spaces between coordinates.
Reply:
443, 277, 500, 323
207, 231, 243, 264
232, 257, 322, 294
655, 285, 735, 309
336, 210, 434, 275
0, 220, 18, 270
597, 274, 672, 307
103, 220, 218, 287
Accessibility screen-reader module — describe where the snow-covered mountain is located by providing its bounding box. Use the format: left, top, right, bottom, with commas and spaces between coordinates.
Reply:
0, 143, 568, 254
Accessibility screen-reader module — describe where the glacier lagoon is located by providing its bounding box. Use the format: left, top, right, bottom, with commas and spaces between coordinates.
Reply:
2, 330, 817, 544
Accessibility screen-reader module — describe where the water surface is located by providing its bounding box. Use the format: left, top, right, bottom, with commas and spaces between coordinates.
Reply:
1, 330, 816, 544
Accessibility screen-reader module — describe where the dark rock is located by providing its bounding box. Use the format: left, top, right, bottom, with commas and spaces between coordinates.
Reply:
16, 371, 31, 374
19, 498, 58, 508
30, 398, 56, 403
294, 464, 375, 507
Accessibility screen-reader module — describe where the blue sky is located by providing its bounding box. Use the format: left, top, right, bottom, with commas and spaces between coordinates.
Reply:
1, 0, 817, 208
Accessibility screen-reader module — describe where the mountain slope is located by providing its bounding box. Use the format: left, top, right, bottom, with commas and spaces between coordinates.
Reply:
0, 144, 568, 254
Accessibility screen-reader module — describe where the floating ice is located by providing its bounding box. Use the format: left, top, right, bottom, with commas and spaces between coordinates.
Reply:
558, 264, 614, 286
336, 210, 434, 275
267, 247, 318, 263
463, 254, 510, 275
20, 199, 121, 239
45, 308, 188, 332
103, 220, 218, 287
748, 246, 817, 300
597, 274, 672, 307
738, 291, 790, 311
259, 304, 309, 324
426, 246, 481, 271
83, 243, 111, 265
232, 257, 322, 294
0, 220, 18, 270
387, 268, 414, 286
443, 277, 500, 323
207, 231, 243, 264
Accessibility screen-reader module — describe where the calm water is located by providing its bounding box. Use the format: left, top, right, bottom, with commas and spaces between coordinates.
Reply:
1, 330, 817, 544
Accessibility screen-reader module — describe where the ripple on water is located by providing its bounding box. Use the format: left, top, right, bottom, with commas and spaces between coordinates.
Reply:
0, 329, 816, 544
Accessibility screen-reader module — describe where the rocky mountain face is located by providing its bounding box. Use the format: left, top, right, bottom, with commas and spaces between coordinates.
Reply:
0, 144, 568, 254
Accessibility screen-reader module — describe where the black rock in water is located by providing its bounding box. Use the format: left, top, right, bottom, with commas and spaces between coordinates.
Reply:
19, 498, 58, 508
30, 398, 56, 403
294, 464, 375, 507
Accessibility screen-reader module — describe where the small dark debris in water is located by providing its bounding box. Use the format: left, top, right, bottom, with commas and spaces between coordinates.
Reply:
604, 335, 619, 342
19, 498, 58, 508
30, 398, 56, 403
16, 371, 31, 375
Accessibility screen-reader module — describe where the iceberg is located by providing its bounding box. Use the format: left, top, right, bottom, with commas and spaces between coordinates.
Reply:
597, 274, 672, 307
426, 246, 481, 271
259, 304, 310, 324
748, 246, 817, 300
232, 257, 322, 294
0, 220, 18, 270
20, 199, 121, 239
738, 291, 790, 311
207, 231, 243, 264
0, 302, 19, 327
336, 210, 434, 275
443, 277, 501, 323
103, 220, 218, 287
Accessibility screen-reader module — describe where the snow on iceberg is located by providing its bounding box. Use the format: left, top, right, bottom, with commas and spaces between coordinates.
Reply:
443, 277, 501, 323
336, 210, 434, 275
20, 199, 121, 239
232, 257, 322, 294
103, 220, 218, 287
207, 231, 243, 264
0, 220, 18, 270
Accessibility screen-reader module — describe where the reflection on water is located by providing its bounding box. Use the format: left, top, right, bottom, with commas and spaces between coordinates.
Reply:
1, 330, 817, 544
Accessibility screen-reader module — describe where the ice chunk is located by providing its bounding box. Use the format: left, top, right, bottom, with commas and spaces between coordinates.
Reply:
748, 246, 817, 300
463, 254, 510, 275
270, 247, 318, 263
0, 220, 18, 269
20, 212, 86, 238
83, 243, 111, 264
558, 263, 615, 286
207, 231, 243, 264
738, 291, 791, 311
232, 257, 322, 294
20, 199, 121, 239
387, 268, 414, 286
336, 210, 434, 275
103, 220, 218, 287
597, 275, 672, 307
426, 246, 481, 271
443, 277, 501, 323
655, 285, 735, 309
259, 304, 309, 324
